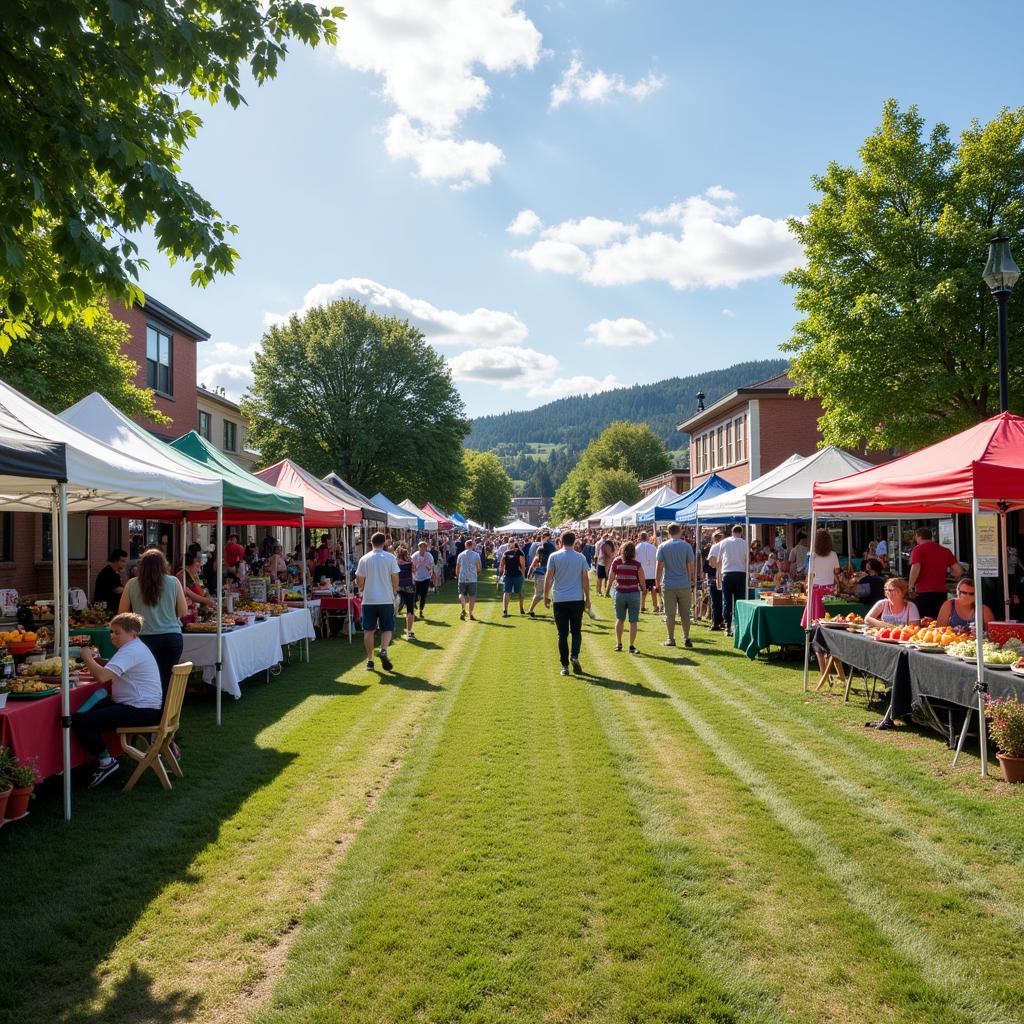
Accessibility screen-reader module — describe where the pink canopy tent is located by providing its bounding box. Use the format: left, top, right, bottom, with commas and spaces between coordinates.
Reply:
421, 502, 453, 530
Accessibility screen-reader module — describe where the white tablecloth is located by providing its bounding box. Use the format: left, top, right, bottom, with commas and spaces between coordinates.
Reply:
181, 617, 283, 699
279, 607, 315, 646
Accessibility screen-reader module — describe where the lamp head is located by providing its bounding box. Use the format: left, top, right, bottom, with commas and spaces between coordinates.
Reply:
982, 235, 1020, 294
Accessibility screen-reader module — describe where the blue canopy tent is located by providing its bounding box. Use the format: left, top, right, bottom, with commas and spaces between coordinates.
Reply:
660, 473, 736, 523
450, 511, 469, 531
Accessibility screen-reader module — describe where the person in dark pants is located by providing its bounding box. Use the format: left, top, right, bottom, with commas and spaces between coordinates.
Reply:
74, 612, 164, 788
706, 530, 725, 630
543, 531, 592, 676
716, 525, 749, 637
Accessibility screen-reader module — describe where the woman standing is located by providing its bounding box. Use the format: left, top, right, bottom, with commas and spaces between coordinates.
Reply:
395, 545, 417, 641
609, 541, 645, 654
800, 529, 841, 628
119, 548, 188, 697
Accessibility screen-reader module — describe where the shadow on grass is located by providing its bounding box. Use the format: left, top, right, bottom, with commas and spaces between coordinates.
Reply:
0, 639, 376, 1024
475, 620, 513, 629
584, 673, 670, 698
378, 672, 445, 692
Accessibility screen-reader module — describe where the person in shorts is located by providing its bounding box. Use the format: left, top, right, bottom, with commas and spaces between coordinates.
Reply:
456, 538, 483, 621
595, 536, 615, 597
656, 523, 696, 648
527, 530, 556, 617
356, 532, 399, 672
394, 545, 417, 641
502, 540, 526, 616
609, 541, 645, 654
635, 532, 659, 614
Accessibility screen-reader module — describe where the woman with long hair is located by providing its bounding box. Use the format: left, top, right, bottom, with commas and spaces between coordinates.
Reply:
800, 528, 841, 629
395, 544, 417, 641
119, 548, 188, 698
608, 540, 645, 654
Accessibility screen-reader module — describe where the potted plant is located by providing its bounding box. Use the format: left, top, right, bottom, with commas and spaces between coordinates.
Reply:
984, 698, 1024, 783
0, 745, 15, 822
4, 758, 37, 820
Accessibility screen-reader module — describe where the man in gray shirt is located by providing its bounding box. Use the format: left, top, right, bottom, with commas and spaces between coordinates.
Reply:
543, 531, 591, 676
655, 523, 696, 649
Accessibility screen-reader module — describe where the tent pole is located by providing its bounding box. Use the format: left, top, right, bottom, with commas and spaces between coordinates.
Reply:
344, 525, 352, 643
803, 510, 817, 692
744, 515, 750, 601
896, 519, 902, 577
216, 506, 223, 726
85, 513, 91, 605
846, 518, 853, 570
301, 514, 310, 662
50, 487, 71, 821
999, 509, 1011, 622
971, 500, 988, 777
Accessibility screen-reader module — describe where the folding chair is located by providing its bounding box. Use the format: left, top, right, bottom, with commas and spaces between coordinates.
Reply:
117, 661, 192, 792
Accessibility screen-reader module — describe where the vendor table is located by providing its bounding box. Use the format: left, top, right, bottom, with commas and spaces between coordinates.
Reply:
181, 617, 283, 699
278, 607, 315, 647
0, 681, 122, 780
734, 600, 866, 659
319, 596, 362, 638
70, 625, 115, 658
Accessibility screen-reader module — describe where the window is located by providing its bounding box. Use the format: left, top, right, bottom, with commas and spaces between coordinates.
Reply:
717, 426, 724, 467
198, 410, 212, 440
146, 324, 173, 396
726, 421, 734, 464
702, 434, 709, 473
0, 512, 12, 561
41, 513, 88, 561
223, 419, 238, 452
735, 415, 745, 461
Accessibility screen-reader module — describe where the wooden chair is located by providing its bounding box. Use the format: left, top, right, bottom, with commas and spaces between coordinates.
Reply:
117, 661, 192, 792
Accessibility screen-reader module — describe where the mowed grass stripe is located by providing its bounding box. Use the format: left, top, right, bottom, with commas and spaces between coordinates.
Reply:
259, 588, 770, 1024
611, 640, 1019, 1024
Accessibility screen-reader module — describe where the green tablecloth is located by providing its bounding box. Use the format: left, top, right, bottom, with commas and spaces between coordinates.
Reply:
69, 625, 115, 658
733, 600, 867, 660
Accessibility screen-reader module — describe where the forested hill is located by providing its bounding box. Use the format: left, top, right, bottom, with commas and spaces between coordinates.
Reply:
467, 358, 789, 451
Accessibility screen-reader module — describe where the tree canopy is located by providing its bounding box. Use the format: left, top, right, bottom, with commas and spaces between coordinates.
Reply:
461, 450, 515, 527
587, 468, 642, 513
0, 0, 344, 349
0, 306, 168, 422
243, 300, 470, 508
550, 421, 669, 521
784, 100, 1024, 451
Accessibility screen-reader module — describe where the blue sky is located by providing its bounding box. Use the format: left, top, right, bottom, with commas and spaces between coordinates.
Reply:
137, 0, 1023, 419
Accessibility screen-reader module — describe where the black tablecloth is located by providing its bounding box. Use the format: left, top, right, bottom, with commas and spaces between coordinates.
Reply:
813, 627, 908, 701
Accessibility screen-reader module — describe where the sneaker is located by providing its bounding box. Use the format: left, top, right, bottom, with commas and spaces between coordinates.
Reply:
169, 741, 182, 762
502, 610, 509, 618
88, 760, 120, 788
460, 610, 466, 620
661, 639, 676, 647
469, 614, 476, 621
520, 609, 526, 616
529, 611, 535, 618
379, 650, 393, 671
365, 659, 375, 671
710, 624, 723, 632
684, 638, 694, 649
571, 658, 583, 675
615, 643, 623, 652
586, 607, 598, 620
628, 646, 637, 655
726, 629, 733, 638
560, 666, 569, 677
407, 631, 416, 641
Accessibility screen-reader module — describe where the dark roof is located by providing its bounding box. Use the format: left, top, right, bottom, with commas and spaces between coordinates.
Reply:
142, 292, 211, 341
677, 372, 796, 433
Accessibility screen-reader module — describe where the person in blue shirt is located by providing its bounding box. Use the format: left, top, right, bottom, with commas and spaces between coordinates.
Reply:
543, 531, 592, 676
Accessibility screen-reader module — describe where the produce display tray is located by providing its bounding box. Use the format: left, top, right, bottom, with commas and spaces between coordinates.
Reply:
6, 686, 59, 700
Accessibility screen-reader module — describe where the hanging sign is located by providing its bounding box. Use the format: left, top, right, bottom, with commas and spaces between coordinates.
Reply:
938, 517, 955, 551
975, 512, 999, 578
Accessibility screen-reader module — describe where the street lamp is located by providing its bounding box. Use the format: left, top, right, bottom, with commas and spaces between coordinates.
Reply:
982, 235, 1020, 413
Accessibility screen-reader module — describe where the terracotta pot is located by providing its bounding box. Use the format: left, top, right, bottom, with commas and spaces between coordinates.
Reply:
4, 783, 33, 820
0, 786, 10, 822
996, 753, 1024, 784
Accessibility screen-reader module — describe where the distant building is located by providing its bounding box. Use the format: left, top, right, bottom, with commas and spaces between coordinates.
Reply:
196, 384, 258, 471
639, 468, 690, 496
513, 497, 546, 527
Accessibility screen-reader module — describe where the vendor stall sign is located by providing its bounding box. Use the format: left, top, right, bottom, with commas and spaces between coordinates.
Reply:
938, 517, 955, 552
246, 577, 268, 602
976, 512, 999, 578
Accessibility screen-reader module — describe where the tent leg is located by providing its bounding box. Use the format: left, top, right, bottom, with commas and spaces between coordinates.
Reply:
344, 527, 352, 643
744, 515, 750, 600
216, 507, 223, 726
301, 514, 310, 662
803, 511, 817, 692
971, 500, 988, 777
85, 513, 91, 605
951, 706, 973, 768
1000, 509, 1011, 622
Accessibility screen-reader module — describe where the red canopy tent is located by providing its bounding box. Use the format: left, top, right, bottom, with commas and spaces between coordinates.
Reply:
809, 413, 1024, 775
421, 503, 453, 530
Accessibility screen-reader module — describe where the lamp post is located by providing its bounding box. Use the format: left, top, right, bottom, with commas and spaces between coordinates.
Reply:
982, 235, 1020, 413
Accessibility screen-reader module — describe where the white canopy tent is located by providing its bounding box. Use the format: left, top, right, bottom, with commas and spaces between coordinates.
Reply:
399, 498, 438, 531
0, 381, 224, 821
495, 518, 536, 534
588, 500, 627, 528
605, 485, 682, 528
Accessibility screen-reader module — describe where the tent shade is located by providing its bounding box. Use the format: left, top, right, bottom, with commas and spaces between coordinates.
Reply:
592, 500, 629, 527
610, 485, 682, 527
496, 518, 536, 533
370, 492, 422, 530
0, 380, 221, 513
422, 502, 453, 530
697, 448, 873, 523
666, 474, 737, 523
321, 473, 387, 524
255, 459, 362, 526
399, 498, 437, 531
169, 432, 303, 522
813, 413, 1024, 515
450, 511, 469, 531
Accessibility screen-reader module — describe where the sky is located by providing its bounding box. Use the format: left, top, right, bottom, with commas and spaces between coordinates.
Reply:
135, 0, 1023, 419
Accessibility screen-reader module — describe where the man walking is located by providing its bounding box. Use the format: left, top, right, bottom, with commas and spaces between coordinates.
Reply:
527, 529, 556, 617
656, 523, 696, 648
706, 530, 725, 630
908, 526, 962, 619
544, 531, 592, 676
356, 531, 400, 672
595, 535, 615, 597
456, 538, 483, 621
411, 540, 434, 620
635, 531, 659, 614
718, 525, 749, 637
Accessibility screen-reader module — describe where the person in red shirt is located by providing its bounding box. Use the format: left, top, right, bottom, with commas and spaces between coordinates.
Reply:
908, 527, 962, 619
224, 533, 246, 570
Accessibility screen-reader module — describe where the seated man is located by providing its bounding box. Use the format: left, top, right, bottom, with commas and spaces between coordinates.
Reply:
72, 612, 165, 788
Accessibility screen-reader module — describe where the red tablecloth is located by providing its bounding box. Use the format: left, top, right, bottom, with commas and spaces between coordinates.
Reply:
319, 596, 362, 615
0, 681, 123, 780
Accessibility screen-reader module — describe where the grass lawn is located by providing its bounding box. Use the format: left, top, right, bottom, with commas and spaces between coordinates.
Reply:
3, 579, 1024, 1024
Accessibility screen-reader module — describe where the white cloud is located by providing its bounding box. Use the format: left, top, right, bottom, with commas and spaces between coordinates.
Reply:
527, 374, 622, 399
197, 340, 262, 402
337, 1, 542, 188
542, 216, 634, 247
721, 308, 736, 317
511, 186, 801, 290
506, 209, 543, 236
583, 318, 657, 347
263, 277, 528, 347
448, 345, 558, 388
550, 55, 665, 109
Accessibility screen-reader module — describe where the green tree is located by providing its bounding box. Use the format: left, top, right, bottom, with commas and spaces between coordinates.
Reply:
784, 100, 1024, 452
549, 465, 591, 522
587, 468, 642, 511
243, 300, 469, 507
461, 450, 515, 527
0, 305, 168, 422
0, 0, 344, 349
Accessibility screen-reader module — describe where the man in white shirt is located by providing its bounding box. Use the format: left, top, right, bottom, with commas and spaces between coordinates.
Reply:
635, 532, 659, 614
456, 539, 483, 621
718, 525, 749, 637
357, 531, 400, 672
74, 611, 165, 788
706, 530, 726, 630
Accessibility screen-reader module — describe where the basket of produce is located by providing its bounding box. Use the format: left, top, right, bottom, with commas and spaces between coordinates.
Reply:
985, 622, 1024, 646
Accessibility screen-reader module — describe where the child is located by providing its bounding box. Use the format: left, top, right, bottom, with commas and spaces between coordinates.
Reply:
73, 612, 164, 788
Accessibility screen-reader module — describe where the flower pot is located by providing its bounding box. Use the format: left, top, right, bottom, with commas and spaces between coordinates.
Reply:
0, 786, 11, 822
996, 753, 1024, 784
4, 783, 33, 820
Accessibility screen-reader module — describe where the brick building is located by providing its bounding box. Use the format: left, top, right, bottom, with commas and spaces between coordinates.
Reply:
196, 385, 257, 472
639, 468, 690, 497
512, 497, 546, 527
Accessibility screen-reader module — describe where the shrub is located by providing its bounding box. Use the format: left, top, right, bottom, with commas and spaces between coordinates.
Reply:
985, 698, 1024, 758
